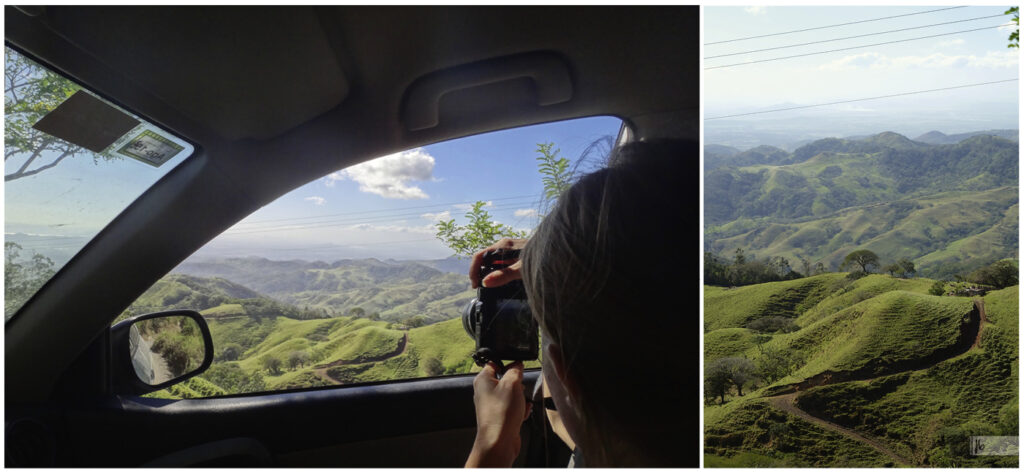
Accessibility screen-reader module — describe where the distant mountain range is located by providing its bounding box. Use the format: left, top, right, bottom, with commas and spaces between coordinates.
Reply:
706, 129, 1018, 170
174, 256, 475, 323
704, 131, 1018, 278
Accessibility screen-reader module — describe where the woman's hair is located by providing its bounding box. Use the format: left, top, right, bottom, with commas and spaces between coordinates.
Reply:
522, 139, 697, 467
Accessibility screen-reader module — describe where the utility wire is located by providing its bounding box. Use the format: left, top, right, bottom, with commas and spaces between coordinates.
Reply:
705, 6, 968, 45
223, 202, 538, 236
704, 78, 1019, 120
206, 237, 442, 254
236, 194, 538, 226
12, 195, 544, 243
705, 23, 1012, 70
705, 13, 1007, 59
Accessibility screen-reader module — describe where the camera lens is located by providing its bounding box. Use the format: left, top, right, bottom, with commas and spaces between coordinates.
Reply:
461, 298, 479, 339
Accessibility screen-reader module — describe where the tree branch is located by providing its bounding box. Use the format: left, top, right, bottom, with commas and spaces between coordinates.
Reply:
5, 149, 73, 182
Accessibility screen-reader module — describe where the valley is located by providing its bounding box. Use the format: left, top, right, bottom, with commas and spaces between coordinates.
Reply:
704, 131, 1018, 278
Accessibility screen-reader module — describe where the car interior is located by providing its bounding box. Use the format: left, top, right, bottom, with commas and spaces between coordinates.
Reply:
4, 6, 699, 467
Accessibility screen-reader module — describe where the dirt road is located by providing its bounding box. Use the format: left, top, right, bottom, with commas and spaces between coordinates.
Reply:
760, 300, 985, 467
313, 332, 409, 384
765, 392, 913, 466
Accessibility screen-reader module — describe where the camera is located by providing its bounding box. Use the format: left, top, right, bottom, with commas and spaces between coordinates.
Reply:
462, 248, 539, 366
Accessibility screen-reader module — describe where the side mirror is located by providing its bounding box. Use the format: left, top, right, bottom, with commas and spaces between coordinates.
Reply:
110, 310, 214, 396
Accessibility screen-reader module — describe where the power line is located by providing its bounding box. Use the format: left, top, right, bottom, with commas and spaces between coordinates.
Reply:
225, 201, 536, 234
705, 23, 1012, 70
704, 78, 1019, 120
705, 13, 1007, 59
705, 6, 968, 45
205, 237, 442, 254
10, 195, 545, 243
236, 194, 538, 226
223, 202, 539, 235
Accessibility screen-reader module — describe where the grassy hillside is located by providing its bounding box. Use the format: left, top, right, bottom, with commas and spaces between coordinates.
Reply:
707, 187, 1018, 277
705, 132, 1018, 278
175, 257, 475, 323
704, 274, 1017, 468
149, 308, 539, 398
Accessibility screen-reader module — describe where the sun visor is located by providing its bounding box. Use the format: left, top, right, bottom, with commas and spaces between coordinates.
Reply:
32, 90, 140, 153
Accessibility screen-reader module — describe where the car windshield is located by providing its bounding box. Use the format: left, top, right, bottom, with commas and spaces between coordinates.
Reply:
4, 47, 195, 320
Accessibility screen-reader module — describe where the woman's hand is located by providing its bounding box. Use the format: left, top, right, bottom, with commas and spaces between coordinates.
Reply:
469, 238, 528, 289
465, 362, 532, 468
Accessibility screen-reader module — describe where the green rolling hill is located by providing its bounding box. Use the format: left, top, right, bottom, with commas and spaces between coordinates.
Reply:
127, 272, 534, 399
704, 273, 1018, 468
174, 256, 475, 324
705, 132, 1018, 278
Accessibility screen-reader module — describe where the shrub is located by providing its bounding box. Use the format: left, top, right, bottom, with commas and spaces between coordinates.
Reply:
421, 357, 444, 377
217, 343, 243, 362
929, 281, 947, 296
745, 316, 799, 334
287, 350, 310, 369
161, 343, 192, 376
260, 354, 283, 375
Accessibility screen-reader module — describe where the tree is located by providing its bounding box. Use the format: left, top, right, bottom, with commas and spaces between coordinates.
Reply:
434, 201, 528, 257
929, 280, 947, 296
287, 350, 310, 370
705, 357, 759, 401
217, 343, 243, 362
897, 258, 916, 278
259, 354, 283, 375
704, 360, 733, 405
733, 248, 746, 265
814, 262, 826, 275
5, 50, 137, 181
1007, 7, 1019, 48
969, 260, 1019, 289
4, 242, 57, 319
884, 263, 901, 277
434, 142, 579, 257
841, 249, 879, 273
723, 357, 759, 396
402, 315, 427, 328
800, 257, 812, 277
348, 307, 365, 318
535, 142, 573, 216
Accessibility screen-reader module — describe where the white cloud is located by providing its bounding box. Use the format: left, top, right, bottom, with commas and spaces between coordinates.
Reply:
322, 148, 436, 199
819, 50, 1019, 71
304, 196, 325, 206
744, 6, 766, 15
999, 23, 1017, 33
513, 208, 538, 218
323, 171, 344, 187
937, 38, 965, 48
421, 210, 452, 222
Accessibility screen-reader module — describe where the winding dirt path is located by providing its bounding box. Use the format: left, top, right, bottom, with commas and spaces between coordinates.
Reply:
765, 393, 913, 466
312, 332, 408, 385
761, 300, 985, 467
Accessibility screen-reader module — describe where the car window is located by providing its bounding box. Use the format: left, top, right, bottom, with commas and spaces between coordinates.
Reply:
4, 47, 195, 320
123, 116, 623, 398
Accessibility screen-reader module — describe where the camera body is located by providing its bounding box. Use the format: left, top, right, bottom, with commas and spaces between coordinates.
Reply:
462, 249, 539, 365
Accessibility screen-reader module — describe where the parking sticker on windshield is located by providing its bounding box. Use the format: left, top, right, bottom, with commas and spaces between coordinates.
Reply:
117, 129, 185, 167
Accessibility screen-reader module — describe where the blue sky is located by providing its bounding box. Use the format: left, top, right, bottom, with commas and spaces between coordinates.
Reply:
5, 111, 622, 264
195, 116, 622, 261
704, 5, 1019, 146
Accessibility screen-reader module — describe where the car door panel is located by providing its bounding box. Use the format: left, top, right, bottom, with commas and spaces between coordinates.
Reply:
42, 372, 541, 467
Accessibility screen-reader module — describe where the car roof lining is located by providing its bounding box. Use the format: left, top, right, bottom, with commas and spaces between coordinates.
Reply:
4, 5, 698, 402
